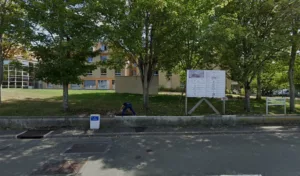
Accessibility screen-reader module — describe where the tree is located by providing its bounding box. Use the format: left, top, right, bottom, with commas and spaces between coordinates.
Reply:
284, 0, 300, 112
24, 0, 100, 111
213, 0, 283, 112
0, 0, 27, 103
158, 0, 219, 89
96, 0, 178, 112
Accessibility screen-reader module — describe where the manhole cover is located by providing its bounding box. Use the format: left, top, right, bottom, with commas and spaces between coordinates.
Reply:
17, 130, 53, 139
31, 160, 85, 175
64, 143, 109, 154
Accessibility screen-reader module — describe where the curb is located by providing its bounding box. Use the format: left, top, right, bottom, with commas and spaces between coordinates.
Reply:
1, 115, 300, 129
1, 129, 300, 139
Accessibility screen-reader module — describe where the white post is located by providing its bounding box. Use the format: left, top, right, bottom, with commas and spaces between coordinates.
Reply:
14, 68, 16, 88
7, 64, 10, 89
284, 98, 287, 115
266, 97, 268, 115
21, 70, 23, 89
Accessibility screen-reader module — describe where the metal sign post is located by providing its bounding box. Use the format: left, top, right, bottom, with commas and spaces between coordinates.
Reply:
187, 98, 220, 115
185, 70, 226, 115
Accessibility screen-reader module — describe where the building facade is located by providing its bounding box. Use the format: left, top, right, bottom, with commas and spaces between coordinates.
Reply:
2, 58, 42, 89
6, 42, 231, 91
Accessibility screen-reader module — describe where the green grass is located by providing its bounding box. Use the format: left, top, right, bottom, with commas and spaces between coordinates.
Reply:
0, 89, 299, 116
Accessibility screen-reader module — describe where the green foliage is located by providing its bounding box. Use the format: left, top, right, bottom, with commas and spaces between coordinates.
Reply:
24, 0, 100, 85
23, 0, 101, 111
94, 0, 184, 110
158, 0, 219, 81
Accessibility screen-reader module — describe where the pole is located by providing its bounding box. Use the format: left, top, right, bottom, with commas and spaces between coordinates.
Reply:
284, 98, 286, 115
223, 99, 225, 115
266, 97, 268, 115
21, 70, 23, 89
7, 64, 9, 89
185, 94, 188, 115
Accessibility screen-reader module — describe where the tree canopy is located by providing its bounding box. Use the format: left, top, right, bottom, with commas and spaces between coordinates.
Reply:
24, 0, 100, 111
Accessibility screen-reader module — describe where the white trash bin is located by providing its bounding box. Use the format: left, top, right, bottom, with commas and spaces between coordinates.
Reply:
90, 114, 100, 129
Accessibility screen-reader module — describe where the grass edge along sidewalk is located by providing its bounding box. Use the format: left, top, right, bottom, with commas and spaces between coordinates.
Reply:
1, 89, 300, 116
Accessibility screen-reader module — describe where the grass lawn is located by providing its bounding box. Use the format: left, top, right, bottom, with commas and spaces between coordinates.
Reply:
0, 89, 299, 116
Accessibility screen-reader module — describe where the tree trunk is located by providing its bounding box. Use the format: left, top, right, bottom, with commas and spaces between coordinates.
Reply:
244, 82, 251, 112
142, 64, 150, 113
256, 71, 262, 100
0, 33, 3, 104
62, 83, 69, 112
143, 84, 149, 113
288, 23, 298, 113
288, 44, 296, 112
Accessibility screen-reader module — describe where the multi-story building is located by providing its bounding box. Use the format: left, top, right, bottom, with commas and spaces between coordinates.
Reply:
2, 57, 42, 89
5, 42, 232, 91
71, 42, 182, 91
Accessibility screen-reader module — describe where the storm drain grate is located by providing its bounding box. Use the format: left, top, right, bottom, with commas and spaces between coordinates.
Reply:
132, 127, 147, 133
16, 130, 53, 139
64, 143, 109, 154
31, 160, 85, 175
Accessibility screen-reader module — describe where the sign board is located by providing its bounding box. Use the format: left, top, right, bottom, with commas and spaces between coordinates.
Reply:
90, 114, 100, 129
266, 97, 286, 105
266, 97, 286, 114
186, 70, 226, 98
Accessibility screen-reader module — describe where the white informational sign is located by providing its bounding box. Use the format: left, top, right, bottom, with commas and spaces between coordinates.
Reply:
266, 97, 286, 114
186, 70, 226, 98
90, 114, 100, 129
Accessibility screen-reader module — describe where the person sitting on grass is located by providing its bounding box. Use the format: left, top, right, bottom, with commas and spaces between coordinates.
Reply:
120, 102, 136, 116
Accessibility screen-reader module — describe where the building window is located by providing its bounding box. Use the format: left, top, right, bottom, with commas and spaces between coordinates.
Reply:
154, 71, 159, 76
101, 68, 107, 75
87, 71, 92, 75
100, 45, 108, 51
100, 55, 108, 61
98, 80, 108, 89
115, 69, 121, 76
84, 80, 96, 89
47, 83, 53, 88
87, 57, 93, 63
71, 84, 81, 89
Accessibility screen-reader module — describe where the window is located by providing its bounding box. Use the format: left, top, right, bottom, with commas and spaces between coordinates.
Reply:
71, 84, 81, 89
47, 83, 53, 88
87, 71, 93, 75
115, 69, 121, 76
98, 80, 108, 89
84, 80, 96, 89
101, 68, 107, 75
100, 44, 108, 51
87, 57, 93, 63
100, 55, 108, 61
154, 71, 159, 76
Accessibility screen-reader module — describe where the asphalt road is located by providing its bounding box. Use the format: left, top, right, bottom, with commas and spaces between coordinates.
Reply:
0, 132, 300, 176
